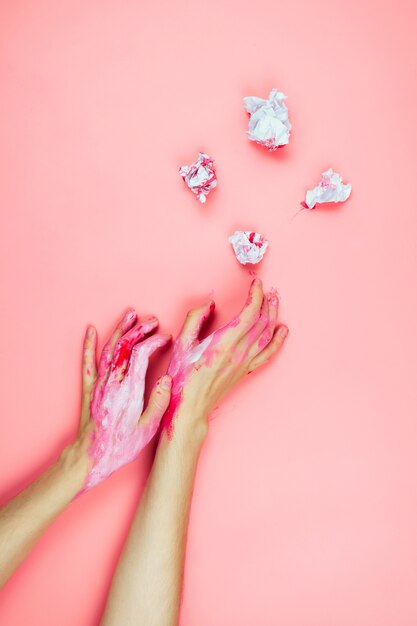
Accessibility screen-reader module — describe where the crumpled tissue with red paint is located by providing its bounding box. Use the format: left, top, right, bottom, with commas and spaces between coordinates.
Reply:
304, 168, 352, 209
179, 152, 217, 203
244, 89, 291, 150
229, 231, 269, 265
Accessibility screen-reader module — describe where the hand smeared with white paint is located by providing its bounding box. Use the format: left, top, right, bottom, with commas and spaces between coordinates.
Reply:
161, 279, 288, 439
78, 310, 171, 494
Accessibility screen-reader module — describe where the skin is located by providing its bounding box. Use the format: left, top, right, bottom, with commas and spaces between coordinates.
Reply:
101, 278, 288, 626
0, 309, 170, 587
161, 278, 286, 437
80, 309, 171, 492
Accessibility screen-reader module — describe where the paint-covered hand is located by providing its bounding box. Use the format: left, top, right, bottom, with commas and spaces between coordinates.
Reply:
161, 278, 288, 438
76, 310, 172, 494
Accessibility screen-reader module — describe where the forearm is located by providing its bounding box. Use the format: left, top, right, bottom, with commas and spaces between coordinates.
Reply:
101, 411, 207, 626
0, 442, 89, 587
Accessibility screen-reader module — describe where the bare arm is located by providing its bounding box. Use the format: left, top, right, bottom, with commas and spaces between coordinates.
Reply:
0, 309, 170, 588
0, 441, 89, 587
102, 279, 288, 626
101, 399, 206, 626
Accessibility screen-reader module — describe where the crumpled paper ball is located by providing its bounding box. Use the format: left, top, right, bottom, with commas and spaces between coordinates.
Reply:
229, 230, 269, 265
179, 152, 217, 203
244, 89, 291, 150
303, 168, 352, 209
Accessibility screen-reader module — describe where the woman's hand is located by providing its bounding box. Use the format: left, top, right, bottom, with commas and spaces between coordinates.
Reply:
161, 278, 288, 439
74, 309, 172, 494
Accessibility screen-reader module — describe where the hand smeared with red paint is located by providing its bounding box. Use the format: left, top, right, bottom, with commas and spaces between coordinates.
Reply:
77, 310, 172, 494
161, 279, 288, 439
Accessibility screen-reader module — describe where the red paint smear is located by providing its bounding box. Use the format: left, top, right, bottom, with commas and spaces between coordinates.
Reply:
248, 232, 263, 248
112, 339, 132, 370
160, 391, 182, 440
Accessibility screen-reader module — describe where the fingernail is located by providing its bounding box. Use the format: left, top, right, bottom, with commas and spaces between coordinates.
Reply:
278, 325, 288, 338
252, 277, 262, 287
87, 326, 95, 338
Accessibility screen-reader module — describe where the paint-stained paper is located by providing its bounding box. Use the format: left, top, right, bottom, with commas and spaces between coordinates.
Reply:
304, 168, 352, 209
244, 89, 291, 150
179, 152, 217, 203
229, 230, 269, 265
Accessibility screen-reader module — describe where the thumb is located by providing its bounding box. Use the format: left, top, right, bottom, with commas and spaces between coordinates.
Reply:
140, 375, 172, 426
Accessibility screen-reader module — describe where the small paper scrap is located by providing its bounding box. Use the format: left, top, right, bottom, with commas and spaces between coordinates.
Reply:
179, 152, 217, 203
303, 168, 352, 209
243, 89, 291, 150
229, 231, 269, 265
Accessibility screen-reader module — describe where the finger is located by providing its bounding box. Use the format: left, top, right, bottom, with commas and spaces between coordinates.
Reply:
247, 324, 288, 373
247, 288, 279, 360
140, 375, 172, 426
220, 278, 264, 343
237, 294, 269, 357
119, 334, 171, 432
108, 316, 159, 383
80, 325, 97, 429
96, 308, 137, 384
179, 300, 215, 348
126, 333, 172, 381
82, 325, 97, 390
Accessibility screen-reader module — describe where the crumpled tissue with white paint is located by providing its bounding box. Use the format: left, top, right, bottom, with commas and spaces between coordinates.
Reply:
244, 89, 291, 150
179, 152, 217, 203
304, 168, 352, 209
229, 231, 269, 265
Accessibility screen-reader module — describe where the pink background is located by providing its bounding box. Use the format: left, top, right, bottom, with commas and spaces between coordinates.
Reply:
1, 1, 417, 624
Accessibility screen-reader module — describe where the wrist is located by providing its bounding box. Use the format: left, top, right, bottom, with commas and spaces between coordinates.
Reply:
57, 438, 92, 495
164, 405, 209, 448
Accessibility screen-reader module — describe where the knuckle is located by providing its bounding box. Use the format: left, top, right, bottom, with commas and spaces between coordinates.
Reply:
260, 312, 269, 327
248, 300, 263, 320
245, 308, 261, 328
